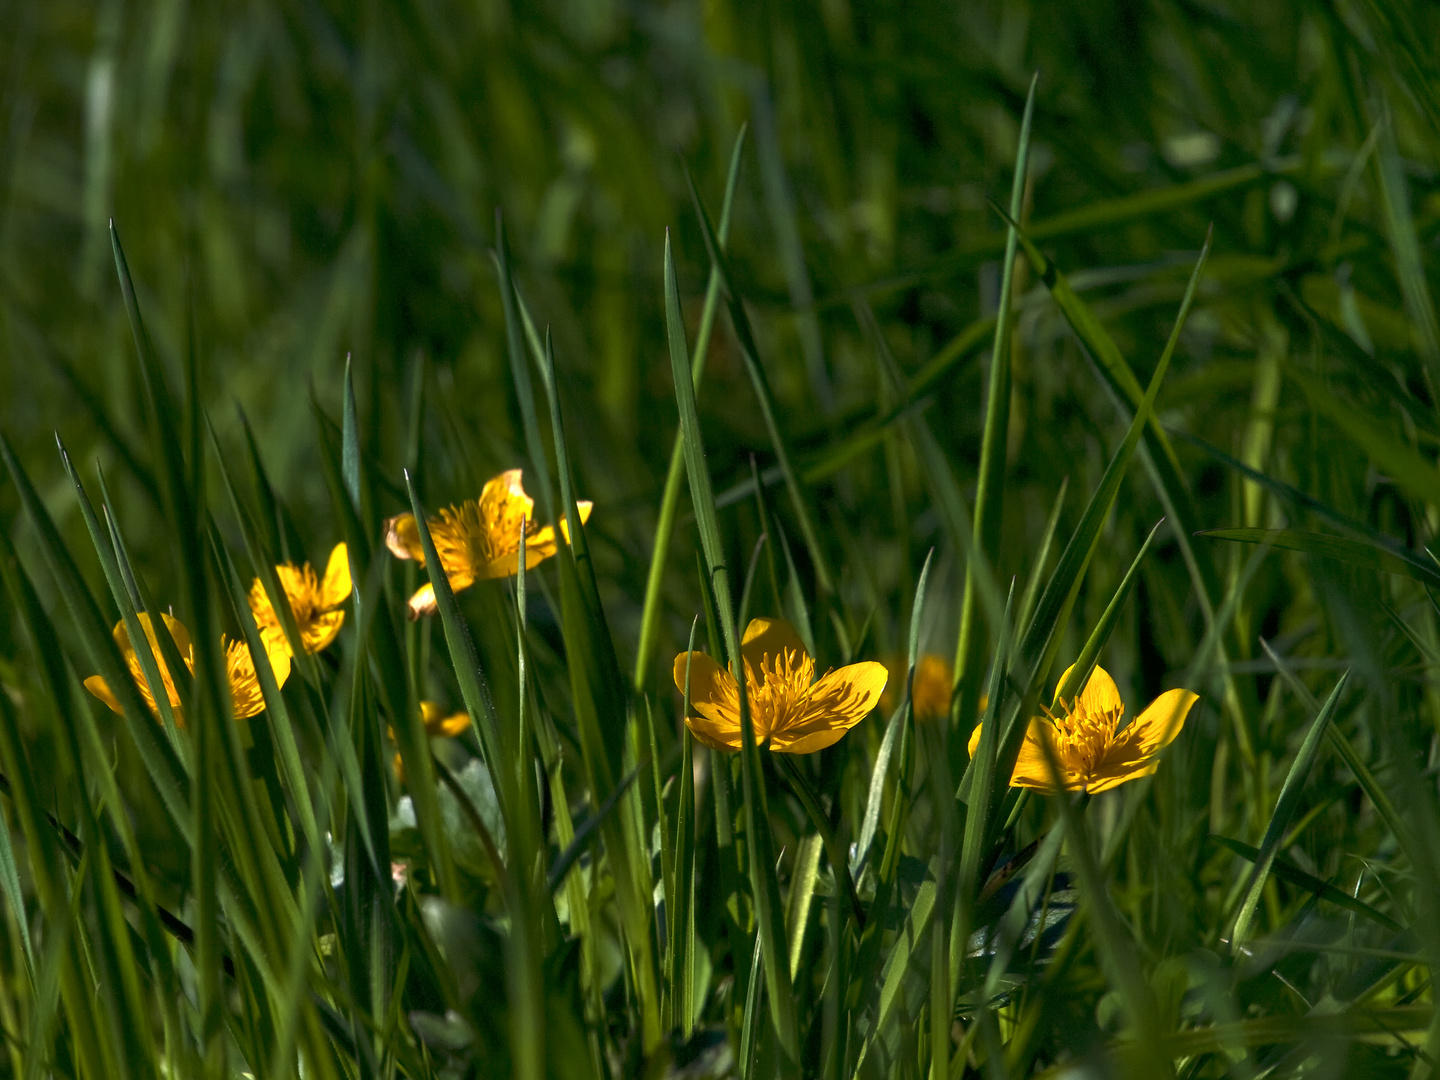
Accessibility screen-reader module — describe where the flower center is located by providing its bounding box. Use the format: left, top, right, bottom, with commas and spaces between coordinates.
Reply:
744, 648, 817, 742
1048, 699, 1123, 777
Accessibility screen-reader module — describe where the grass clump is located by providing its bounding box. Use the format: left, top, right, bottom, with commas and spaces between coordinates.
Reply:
2, 2, 1440, 1077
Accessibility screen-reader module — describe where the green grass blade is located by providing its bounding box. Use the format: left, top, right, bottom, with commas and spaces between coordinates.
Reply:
684, 168, 835, 595
953, 71, 1036, 732
633, 125, 746, 689
664, 230, 799, 1064
1054, 517, 1164, 704
1229, 671, 1350, 951
1211, 835, 1401, 933
1199, 527, 1440, 588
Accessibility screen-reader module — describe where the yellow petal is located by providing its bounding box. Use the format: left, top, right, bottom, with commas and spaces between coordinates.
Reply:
517, 501, 594, 574
1125, 688, 1199, 755
320, 543, 352, 609
301, 610, 345, 654
407, 583, 437, 619
1055, 662, 1122, 716
967, 721, 984, 758
1008, 721, 1083, 792
479, 469, 535, 553
740, 617, 806, 674
685, 713, 742, 752
769, 661, 888, 753
673, 650, 734, 710
84, 675, 123, 716
911, 654, 953, 723
384, 514, 425, 564
420, 702, 472, 738
263, 633, 293, 692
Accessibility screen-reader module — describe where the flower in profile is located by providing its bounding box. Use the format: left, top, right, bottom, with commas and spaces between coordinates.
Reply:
967, 663, 1197, 793
673, 617, 887, 754
391, 701, 472, 781
248, 543, 352, 655
384, 469, 592, 619
84, 612, 291, 724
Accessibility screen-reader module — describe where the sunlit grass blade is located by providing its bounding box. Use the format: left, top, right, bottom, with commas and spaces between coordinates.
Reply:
1229, 671, 1350, 952
1054, 517, 1164, 704
634, 125, 746, 689
953, 71, 1036, 735
492, 213, 556, 523
685, 166, 834, 595
664, 230, 799, 1064
965, 226, 1212, 859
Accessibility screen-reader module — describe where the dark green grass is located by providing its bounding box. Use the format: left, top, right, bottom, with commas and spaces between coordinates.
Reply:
2, 1, 1440, 1076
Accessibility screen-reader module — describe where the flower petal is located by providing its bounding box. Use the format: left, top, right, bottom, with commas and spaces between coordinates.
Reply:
406, 583, 437, 619
384, 514, 425, 563
740, 617, 806, 673
301, 610, 345, 654
83, 675, 123, 716
519, 501, 595, 570
685, 713, 742, 752
479, 469, 535, 552
769, 661, 888, 752
1054, 662, 1122, 716
421, 701, 471, 738
320, 543, 352, 609
1007, 721, 1083, 792
1124, 687, 1198, 756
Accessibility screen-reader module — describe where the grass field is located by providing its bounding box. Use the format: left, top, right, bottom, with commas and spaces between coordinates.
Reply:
2, 1, 1440, 1076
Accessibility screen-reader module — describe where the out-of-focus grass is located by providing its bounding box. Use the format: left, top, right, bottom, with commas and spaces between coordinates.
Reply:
2, 0, 1440, 1076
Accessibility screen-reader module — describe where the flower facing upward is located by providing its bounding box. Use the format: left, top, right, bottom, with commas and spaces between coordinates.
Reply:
384, 469, 592, 619
84, 612, 291, 725
248, 543, 352, 655
967, 663, 1197, 793
673, 617, 887, 754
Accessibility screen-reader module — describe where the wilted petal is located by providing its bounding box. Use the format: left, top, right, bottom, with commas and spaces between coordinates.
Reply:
384, 513, 425, 563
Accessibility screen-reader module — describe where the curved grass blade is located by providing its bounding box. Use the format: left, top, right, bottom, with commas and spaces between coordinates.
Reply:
954, 71, 1037, 735
1212, 835, 1400, 933
684, 166, 834, 595
634, 125, 746, 689
1229, 671, 1350, 952
1199, 527, 1440, 588
664, 231, 799, 1064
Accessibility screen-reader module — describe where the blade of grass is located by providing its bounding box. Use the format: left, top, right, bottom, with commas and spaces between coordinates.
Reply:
1199, 527, 1440, 588
1229, 672, 1350, 952
685, 167, 834, 595
664, 230, 799, 1065
954, 71, 1037, 737
633, 125, 746, 689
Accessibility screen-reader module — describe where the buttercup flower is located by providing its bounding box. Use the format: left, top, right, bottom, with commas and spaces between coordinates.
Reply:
967, 663, 1197, 793
248, 543, 351, 655
384, 469, 592, 619
673, 617, 887, 754
391, 701, 472, 781
84, 612, 291, 725
881, 653, 955, 722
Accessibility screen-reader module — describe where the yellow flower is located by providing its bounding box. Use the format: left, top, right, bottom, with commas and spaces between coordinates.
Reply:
967, 663, 1197, 793
880, 653, 955, 722
672, 617, 888, 754
391, 701, 472, 781
83, 612, 291, 725
383, 469, 592, 619
248, 543, 352, 655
